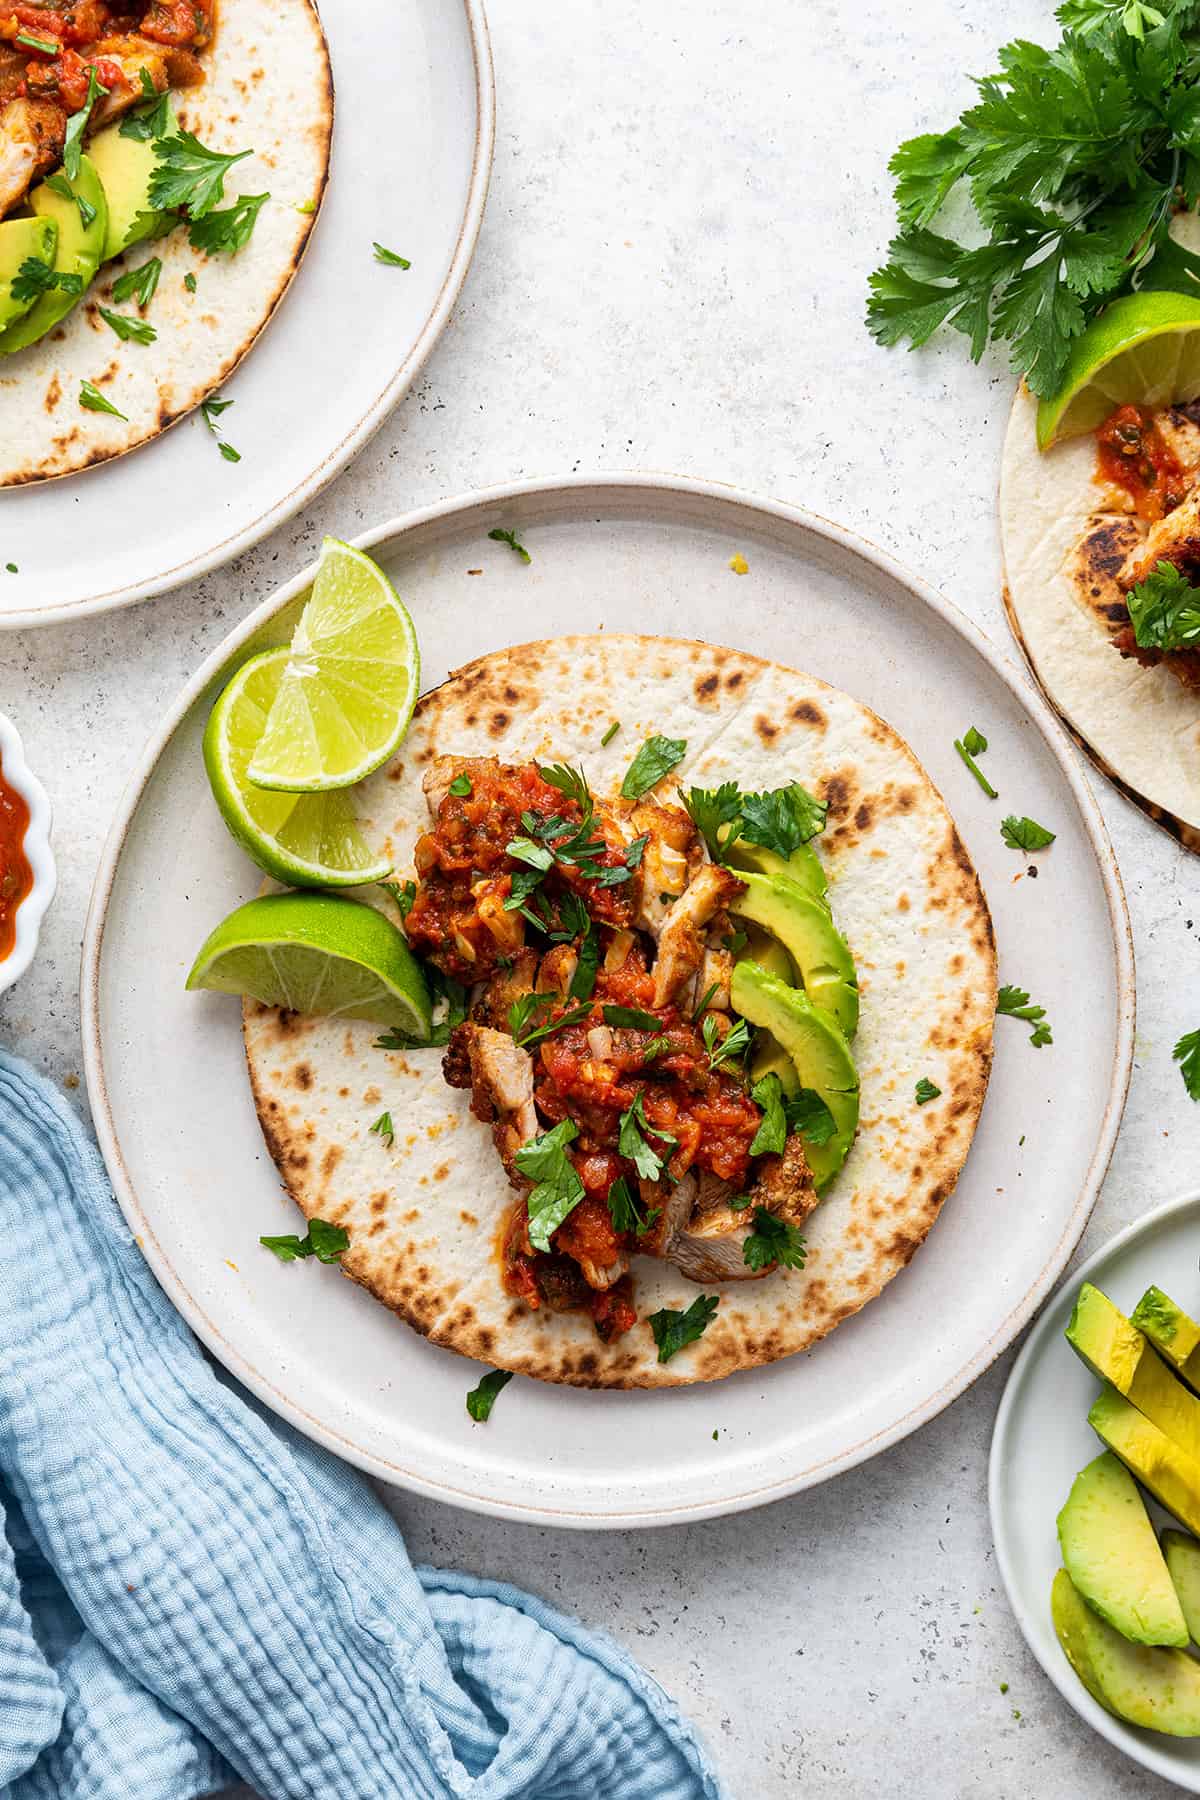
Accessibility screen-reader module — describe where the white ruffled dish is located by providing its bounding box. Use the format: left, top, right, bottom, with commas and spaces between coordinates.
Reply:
0, 712, 55, 996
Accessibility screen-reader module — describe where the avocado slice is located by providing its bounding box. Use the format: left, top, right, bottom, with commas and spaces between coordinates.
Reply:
88, 101, 177, 262
1090, 1386, 1200, 1536
1051, 1567, 1200, 1734
1133, 1287, 1200, 1396
730, 869, 859, 1039
741, 924, 795, 986
1067, 1284, 1200, 1463
1056, 1451, 1187, 1646
728, 838, 829, 906
1163, 1531, 1200, 1642
0, 156, 106, 356
731, 957, 858, 1193
0, 216, 58, 330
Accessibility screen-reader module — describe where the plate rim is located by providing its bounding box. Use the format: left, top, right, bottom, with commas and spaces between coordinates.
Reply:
1, 0, 496, 631
988, 1189, 1200, 1790
81, 471, 1137, 1527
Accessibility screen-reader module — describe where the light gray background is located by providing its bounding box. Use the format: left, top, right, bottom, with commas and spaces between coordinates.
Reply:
2, 0, 1195, 1793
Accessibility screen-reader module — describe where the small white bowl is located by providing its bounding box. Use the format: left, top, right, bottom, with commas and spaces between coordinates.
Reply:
0, 712, 55, 996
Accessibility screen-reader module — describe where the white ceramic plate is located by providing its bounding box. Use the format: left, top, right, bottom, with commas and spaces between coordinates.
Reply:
991, 1194, 1200, 1790
83, 475, 1134, 1527
0, 0, 493, 629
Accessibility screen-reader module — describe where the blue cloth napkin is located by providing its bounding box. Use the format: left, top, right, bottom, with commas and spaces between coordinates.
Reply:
0, 1053, 725, 1800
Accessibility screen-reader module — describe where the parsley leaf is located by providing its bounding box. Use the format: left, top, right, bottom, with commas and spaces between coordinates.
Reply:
997, 983, 1054, 1047
680, 782, 744, 862
915, 1077, 942, 1105
63, 67, 108, 181
489, 526, 531, 564
601, 719, 621, 746
373, 241, 411, 268
260, 1218, 349, 1263
1126, 561, 1200, 651
703, 1013, 752, 1071
15, 29, 58, 52
12, 258, 82, 304
620, 734, 688, 800
466, 1368, 512, 1422
739, 782, 828, 855
618, 1092, 677, 1181
188, 191, 269, 254
149, 130, 253, 218
380, 878, 416, 920
185, 270, 198, 292
369, 1111, 394, 1147
449, 773, 473, 798
120, 79, 172, 143
1174, 1029, 1200, 1099
538, 763, 589, 807
515, 1119, 585, 1252
955, 728, 997, 798
743, 1207, 807, 1273
45, 172, 97, 231
375, 965, 467, 1050
79, 380, 126, 420
648, 1294, 720, 1363
509, 997, 591, 1049
98, 306, 157, 345
112, 257, 162, 308
506, 835, 554, 870
783, 1087, 837, 1144
607, 1174, 658, 1236
201, 396, 233, 428
1058, 0, 1166, 39
1001, 814, 1056, 850
569, 919, 600, 1000
749, 1072, 788, 1156
602, 1004, 661, 1031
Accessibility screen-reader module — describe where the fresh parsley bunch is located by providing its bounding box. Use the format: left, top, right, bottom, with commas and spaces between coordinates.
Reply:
868, 0, 1200, 394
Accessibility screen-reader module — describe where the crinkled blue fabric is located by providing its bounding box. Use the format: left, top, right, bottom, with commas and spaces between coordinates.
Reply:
0, 1053, 725, 1800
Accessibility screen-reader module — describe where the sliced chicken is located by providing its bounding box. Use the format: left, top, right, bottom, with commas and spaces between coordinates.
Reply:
473, 948, 539, 1028
422, 755, 476, 816
682, 946, 733, 1016
663, 1203, 765, 1283
90, 42, 170, 127
536, 942, 578, 997
0, 98, 64, 219
746, 1133, 819, 1229
1154, 407, 1200, 481
442, 1022, 537, 1182
1119, 482, 1200, 589
627, 800, 697, 939
651, 864, 746, 1007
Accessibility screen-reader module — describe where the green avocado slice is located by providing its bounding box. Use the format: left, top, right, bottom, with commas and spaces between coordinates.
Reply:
1089, 1386, 1200, 1537
1068, 1283, 1200, 1464
1164, 1531, 1200, 1643
1133, 1287, 1200, 1396
1056, 1451, 1187, 1646
1051, 1567, 1200, 1734
88, 99, 178, 262
0, 216, 58, 330
730, 868, 858, 1039
0, 156, 106, 355
731, 957, 858, 1193
728, 837, 829, 906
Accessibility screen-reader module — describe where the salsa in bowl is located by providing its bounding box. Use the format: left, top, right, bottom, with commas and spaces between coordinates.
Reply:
0, 711, 54, 995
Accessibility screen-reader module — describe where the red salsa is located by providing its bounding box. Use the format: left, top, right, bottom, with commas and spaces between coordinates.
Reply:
0, 754, 32, 962
1095, 403, 1186, 524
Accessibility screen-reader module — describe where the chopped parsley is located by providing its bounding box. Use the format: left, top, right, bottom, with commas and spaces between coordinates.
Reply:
607, 1174, 659, 1236
569, 919, 600, 999
369, 1111, 394, 1148
189, 191, 270, 254
691, 982, 719, 1021
743, 1207, 807, 1273
376, 966, 468, 1050
120, 73, 172, 143
45, 172, 97, 231
915, 1077, 942, 1105
12, 258, 83, 304
954, 727, 996, 798
15, 29, 58, 52
112, 257, 162, 308
466, 1368, 512, 1422
641, 1033, 671, 1063
680, 781, 744, 861
63, 67, 108, 181
618, 1092, 677, 1182
681, 779, 826, 861
784, 1087, 837, 1144
79, 380, 126, 420
1174, 1029, 1200, 1100
184, 271, 198, 292
259, 1218, 349, 1263
648, 1294, 719, 1363
98, 306, 157, 345
448, 773, 473, 797
620, 734, 688, 800
601, 1004, 661, 1032
515, 1119, 585, 1252
749, 1072, 788, 1156
1001, 815, 1056, 852
488, 525, 531, 564
1126, 562, 1200, 652
508, 994, 590, 1048
601, 719, 621, 746
149, 130, 254, 218
997, 983, 1053, 1048
373, 242, 412, 268
200, 395, 238, 462
5, 564, 16, 574
703, 1013, 752, 1071
380, 878, 417, 920
219, 442, 242, 463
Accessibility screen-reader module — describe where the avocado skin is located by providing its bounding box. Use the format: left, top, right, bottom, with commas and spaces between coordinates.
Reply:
1068, 1283, 1200, 1464
728, 838, 828, 905
731, 869, 859, 1040
1056, 1450, 1187, 1646
1051, 1567, 1200, 1734
1089, 1385, 1200, 1537
731, 958, 858, 1193
0, 216, 57, 329
1134, 1286, 1200, 1396
0, 156, 106, 355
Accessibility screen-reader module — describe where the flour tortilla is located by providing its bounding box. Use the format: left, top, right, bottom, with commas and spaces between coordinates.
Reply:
1000, 215, 1200, 851
243, 634, 996, 1388
0, 0, 332, 486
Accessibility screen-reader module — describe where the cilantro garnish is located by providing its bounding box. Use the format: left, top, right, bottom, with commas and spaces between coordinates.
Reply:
379, 878, 417, 920
508, 994, 591, 1048
680, 781, 744, 861
691, 982, 719, 1022
98, 306, 157, 345
915, 1077, 942, 1105
12, 259, 83, 304
218, 442, 241, 464
539, 764, 589, 806
63, 67, 109, 181
79, 380, 126, 420
749, 1072, 788, 1155
260, 1218, 349, 1263
740, 782, 828, 857
376, 965, 467, 1050
618, 1092, 677, 1182
200, 395, 238, 462
569, 919, 600, 999
369, 1111, 394, 1148
641, 1033, 671, 1063
120, 76, 172, 143
489, 526, 531, 564
703, 1013, 752, 1071
449, 773, 473, 797
466, 1368, 512, 1422
373, 242, 411, 268
184, 271, 198, 292
1174, 1029, 1200, 1099
784, 1087, 837, 1144
867, 5, 1200, 396
188, 191, 269, 255
45, 172, 97, 231
743, 1207, 807, 1273
1126, 562, 1200, 652
112, 257, 162, 308
601, 720, 621, 746
150, 131, 253, 218
607, 1174, 659, 1236
648, 1294, 719, 1363
620, 734, 688, 800
954, 727, 997, 799
15, 29, 57, 52
602, 1004, 661, 1032
997, 983, 1053, 1047
515, 1119, 586, 1251
1001, 815, 1056, 851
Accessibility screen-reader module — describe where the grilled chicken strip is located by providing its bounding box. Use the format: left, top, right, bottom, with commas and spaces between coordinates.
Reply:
628, 800, 697, 939
536, 942, 578, 997
90, 41, 170, 126
652, 864, 746, 1007
473, 948, 539, 1028
0, 97, 64, 218
443, 1022, 537, 1182
422, 755, 475, 816
1119, 482, 1200, 590
746, 1133, 819, 1229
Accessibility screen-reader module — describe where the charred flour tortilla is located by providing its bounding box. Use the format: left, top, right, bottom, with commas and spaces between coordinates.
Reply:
1001, 215, 1200, 851
0, 0, 331, 486
244, 635, 996, 1389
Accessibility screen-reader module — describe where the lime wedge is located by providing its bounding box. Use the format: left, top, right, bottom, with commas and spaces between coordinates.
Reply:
186, 892, 431, 1031
1037, 291, 1200, 450
246, 538, 419, 792
204, 649, 392, 887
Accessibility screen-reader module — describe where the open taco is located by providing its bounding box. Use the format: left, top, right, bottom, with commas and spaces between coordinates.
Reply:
0, 0, 331, 484
239, 634, 996, 1389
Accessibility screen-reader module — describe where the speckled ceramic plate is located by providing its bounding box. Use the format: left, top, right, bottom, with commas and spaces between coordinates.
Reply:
82, 475, 1134, 1527
991, 1194, 1200, 1791
0, 0, 493, 628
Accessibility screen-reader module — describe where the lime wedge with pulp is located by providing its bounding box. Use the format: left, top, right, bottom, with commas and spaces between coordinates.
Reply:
186, 891, 431, 1031
246, 538, 419, 792
204, 648, 392, 887
1037, 291, 1200, 450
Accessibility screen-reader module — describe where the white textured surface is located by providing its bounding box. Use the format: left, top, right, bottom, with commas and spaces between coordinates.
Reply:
1, 0, 1197, 1793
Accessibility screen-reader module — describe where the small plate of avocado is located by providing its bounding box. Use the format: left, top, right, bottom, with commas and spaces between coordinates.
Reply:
992, 1192, 1200, 1787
